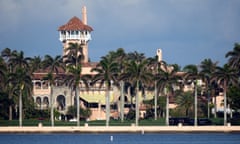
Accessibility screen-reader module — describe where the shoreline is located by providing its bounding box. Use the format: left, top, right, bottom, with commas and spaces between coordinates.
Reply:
1, 126, 240, 133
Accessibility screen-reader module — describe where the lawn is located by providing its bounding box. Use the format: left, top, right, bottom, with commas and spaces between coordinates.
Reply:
0, 118, 166, 126
0, 118, 234, 126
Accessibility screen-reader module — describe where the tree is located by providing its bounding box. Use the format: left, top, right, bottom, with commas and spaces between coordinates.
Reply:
63, 42, 89, 126
0, 56, 7, 90
122, 59, 152, 126
1, 49, 30, 120
227, 86, 240, 112
183, 64, 203, 126
91, 56, 118, 126
106, 48, 127, 122
8, 67, 32, 126
147, 56, 159, 120
176, 91, 194, 117
29, 56, 42, 73
156, 62, 181, 125
42, 55, 64, 127
64, 64, 91, 126
211, 64, 238, 125
9, 50, 30, 71
200, 58, 218, 118
226, 43, 240, 73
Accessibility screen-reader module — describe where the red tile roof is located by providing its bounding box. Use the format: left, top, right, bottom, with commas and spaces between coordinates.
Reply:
58, 16, 93, 31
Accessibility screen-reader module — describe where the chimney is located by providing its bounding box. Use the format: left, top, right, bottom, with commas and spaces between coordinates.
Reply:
82, 6, 87, 25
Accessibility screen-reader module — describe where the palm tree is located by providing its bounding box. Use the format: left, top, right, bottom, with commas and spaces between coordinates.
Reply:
8, 67, 32, 126
1, 49, 30, 120
147, 56, 160, 120
91, 56, 118, 126
122, 59, 152, 126
200, 58, 218, 118
64, 64, 91, 126
42, 55, 64, 127
0, 56, 7, 89
107, 48, 127, 122
156, 62, 181, 125
183, 64, 202, 126
225, 43, 240, 73
64, 42, 85, 64
63, 42, 87, 126
176, 91, 194, 117
211, 64, 238, 125
29, 56, 42, 73
9, 50, 30, 71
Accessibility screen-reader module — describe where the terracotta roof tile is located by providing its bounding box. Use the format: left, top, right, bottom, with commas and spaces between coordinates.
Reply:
58, 16, 93, 31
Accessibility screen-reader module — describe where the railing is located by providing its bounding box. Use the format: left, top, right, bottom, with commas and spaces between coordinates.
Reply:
59, 34, 91, 41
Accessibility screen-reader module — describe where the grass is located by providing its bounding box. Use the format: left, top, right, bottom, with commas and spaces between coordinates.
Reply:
0, 118, 233, 127
0, 118, 166, 127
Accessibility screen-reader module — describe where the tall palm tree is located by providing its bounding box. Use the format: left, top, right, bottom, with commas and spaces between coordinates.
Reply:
183, 64, 202, 126
123, 59, 152, 126
147, 56, 160, 120
8, 67, 32, 126
107, 48, 127, 122
225, 43, 240, 73
42, 55, 64, 127
91, 56, 118, 126
200, 59, 218, 118
211, 64, 238, 125
156, 62, 181, 126
7, 49, 31, 122
63, 42, 87, 126
64, 64, 91, 126
2, 49, 30, 120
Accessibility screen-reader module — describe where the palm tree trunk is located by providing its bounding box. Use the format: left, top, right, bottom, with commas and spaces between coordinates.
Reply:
194, 83, 198, 126
120, 81, 124, 122
9, 106, 12, 120
106, 87, 110, 126
166, 93, 169, 126
164, 87, 169, 126
207, 89, 210, 119
50, 85, 54, 127
135, 81, 139, 126
19, 89, 22, 127
223, 80, 227, 126
128, 86, 133, 110
154, 80, 157, 120
214, 95, 217, 118
76, 86, 80, 127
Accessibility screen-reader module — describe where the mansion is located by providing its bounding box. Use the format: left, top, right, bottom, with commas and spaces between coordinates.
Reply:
31, 6, 224, 121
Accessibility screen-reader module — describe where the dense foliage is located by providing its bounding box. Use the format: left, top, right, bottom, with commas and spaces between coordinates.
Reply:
0, 43, 240, 126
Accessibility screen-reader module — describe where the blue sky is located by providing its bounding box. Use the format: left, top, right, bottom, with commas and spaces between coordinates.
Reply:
0, 0, 240, 67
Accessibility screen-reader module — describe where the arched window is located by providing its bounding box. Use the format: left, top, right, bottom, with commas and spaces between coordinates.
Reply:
36, 97, 41, 108
43, 97, 49, 108
56, 95, 66, 110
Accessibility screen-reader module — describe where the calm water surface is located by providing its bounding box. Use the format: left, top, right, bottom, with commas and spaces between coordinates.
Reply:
0, 133, 239, 144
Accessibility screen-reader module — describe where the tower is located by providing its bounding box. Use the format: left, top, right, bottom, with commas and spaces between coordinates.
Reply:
156, 49, 162, 62
58, 6, 93, 63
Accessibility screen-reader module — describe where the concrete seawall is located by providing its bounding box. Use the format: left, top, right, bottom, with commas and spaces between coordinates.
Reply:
1, 126, 240, 133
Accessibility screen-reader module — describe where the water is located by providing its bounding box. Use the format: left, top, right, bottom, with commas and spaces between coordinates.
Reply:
0, 133, 239, 144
